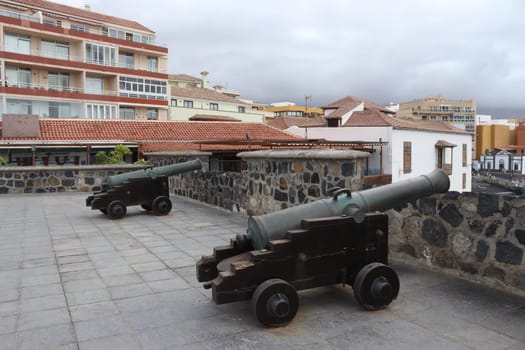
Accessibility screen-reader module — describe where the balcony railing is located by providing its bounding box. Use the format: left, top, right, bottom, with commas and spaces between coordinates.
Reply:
1, 46, 167, 73
3, 81, 117, 96
2, 81, 167, 101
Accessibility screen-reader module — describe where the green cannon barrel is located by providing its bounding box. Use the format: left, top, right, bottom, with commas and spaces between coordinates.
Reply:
104, 159, 202, 188
243, 168, 450, 250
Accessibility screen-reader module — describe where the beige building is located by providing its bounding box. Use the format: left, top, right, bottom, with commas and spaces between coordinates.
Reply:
396, 95, 476, 133
168, 72, 270, 122
0, 0, 169, 120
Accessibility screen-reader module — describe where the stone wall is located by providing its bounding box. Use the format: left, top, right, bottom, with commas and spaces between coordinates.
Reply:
0, 164, 148, 194
388, 192, 525, 295
159, 149, 369, 216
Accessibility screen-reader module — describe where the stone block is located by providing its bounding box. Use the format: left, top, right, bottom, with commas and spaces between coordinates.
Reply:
439, 204, 463, 227
477, 193, 499, 217
515, 229, 525, 246
422, 218, 448, 247
475, 240, 489, 262
495, 241, 523, 265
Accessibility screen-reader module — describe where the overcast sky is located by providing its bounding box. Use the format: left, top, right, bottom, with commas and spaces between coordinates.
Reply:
56, 0, 525, 117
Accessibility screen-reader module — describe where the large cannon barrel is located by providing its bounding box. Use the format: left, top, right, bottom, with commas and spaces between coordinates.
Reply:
242, 168, 450, 250
104, 159, 202, 188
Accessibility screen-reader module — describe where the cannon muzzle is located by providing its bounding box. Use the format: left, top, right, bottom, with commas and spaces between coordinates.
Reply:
104, 159, 202, 188
241, 168, 450, 250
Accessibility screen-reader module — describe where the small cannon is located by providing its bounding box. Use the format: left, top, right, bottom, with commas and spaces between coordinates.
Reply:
197, 169, 450, 327
86, 159, 202, 219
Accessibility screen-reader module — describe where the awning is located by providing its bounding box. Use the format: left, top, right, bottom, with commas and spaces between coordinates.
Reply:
435, 140, 457, 148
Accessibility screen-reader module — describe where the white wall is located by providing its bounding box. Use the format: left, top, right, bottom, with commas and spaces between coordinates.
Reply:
392, 129, 471, 192
286, 125, 472, 192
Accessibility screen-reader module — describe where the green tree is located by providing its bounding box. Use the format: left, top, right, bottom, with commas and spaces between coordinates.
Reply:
0, 156, 6, 165
94, 145, 132, 164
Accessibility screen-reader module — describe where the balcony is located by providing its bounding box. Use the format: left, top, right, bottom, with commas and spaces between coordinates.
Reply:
0, 82, 168, 105
0, 47, 167, 75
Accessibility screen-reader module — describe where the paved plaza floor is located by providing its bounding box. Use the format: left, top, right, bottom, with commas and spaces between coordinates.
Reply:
0, 193, 524, 350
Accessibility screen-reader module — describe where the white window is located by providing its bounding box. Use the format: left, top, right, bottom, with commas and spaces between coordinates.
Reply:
86, 43, 116, 66
238, 106, 246, 113
119, 76, 166, 100
5, 66, 31, 88
170, 99, 177, 107
86, 76, 104, 94
147, 56, 158, 72
183, 100, 193, 108
49, 102, 70, 118
119, 52, 134, 69
41, 40, 69, 60
210, 103, 218, 111
7, 99, 32, 114
87, 104, 117, 119
70, 24, 90, 33
119, 107, 135, 120
147, 108, 158, 120
48, 71, 70, 91
4, 33, 31, 54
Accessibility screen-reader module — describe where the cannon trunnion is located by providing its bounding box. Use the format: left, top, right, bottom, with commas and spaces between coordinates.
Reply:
197, 169, 450, 327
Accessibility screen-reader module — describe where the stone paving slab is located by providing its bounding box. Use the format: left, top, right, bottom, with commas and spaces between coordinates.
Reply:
0, 193, 524, 350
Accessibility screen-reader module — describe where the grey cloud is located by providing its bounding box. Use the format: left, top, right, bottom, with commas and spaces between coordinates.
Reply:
57, 0, 525, 115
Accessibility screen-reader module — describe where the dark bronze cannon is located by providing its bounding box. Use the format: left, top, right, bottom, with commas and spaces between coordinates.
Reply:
86, 159, 202, 219
197, 169, 450, 327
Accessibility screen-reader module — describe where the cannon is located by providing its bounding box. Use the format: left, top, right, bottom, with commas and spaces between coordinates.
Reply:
86, 159, 202, 219
197, 169, 450, 327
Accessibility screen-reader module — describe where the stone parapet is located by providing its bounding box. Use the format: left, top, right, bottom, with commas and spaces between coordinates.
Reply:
0, 164, 147, 194
389, 192, 525, 295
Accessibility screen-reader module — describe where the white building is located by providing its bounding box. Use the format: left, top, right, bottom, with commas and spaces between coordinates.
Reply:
479, 151, 525, 175
279, 96, 473, 192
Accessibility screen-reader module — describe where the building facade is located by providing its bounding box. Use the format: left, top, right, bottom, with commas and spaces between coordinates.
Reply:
0, 0, 169, 120
264, 102, 323, 119
168, 72, 270, 122
396, 95, 476, 132
275, 96, 472, 192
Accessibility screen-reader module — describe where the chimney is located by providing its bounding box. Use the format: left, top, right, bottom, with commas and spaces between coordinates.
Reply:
200, 71, 209, 89
84, 4, 91, 11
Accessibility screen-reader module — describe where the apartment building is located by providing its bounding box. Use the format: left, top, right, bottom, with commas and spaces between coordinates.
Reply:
168, 72, 270, 122
396, 95, 476, 132
0, 0, 168, 120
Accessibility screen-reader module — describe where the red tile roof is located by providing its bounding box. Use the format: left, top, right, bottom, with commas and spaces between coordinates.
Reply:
323, 101, 362, 120
15, 0, 153, 32
0, 119, 301, 152
322, 96, 393, 114
267, 116, 327, 130
344, 109, 471, 134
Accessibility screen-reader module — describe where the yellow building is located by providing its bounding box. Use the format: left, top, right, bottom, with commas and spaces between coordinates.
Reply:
396, 95, 476, 132
476, 124, 517, 159
265, 103, 323, 118
0, 0, 169, 120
